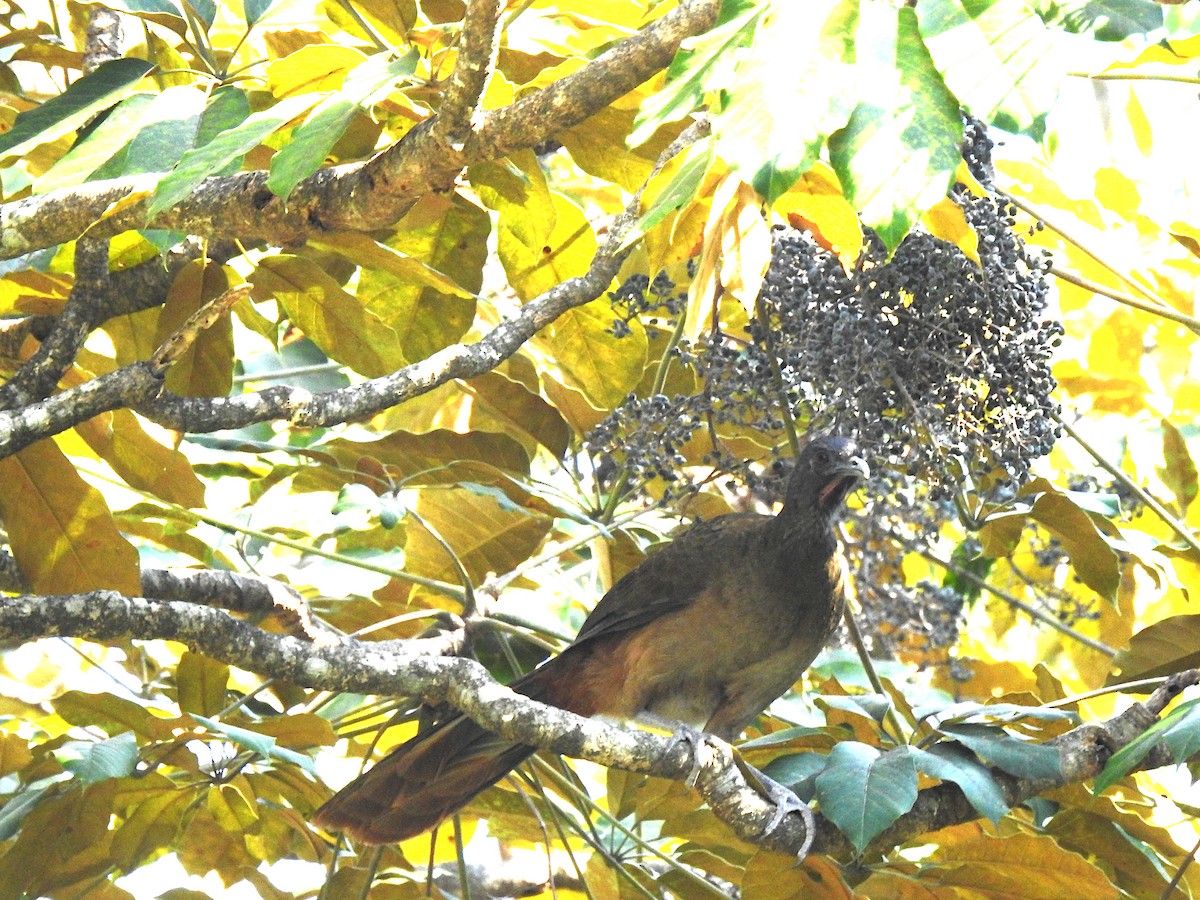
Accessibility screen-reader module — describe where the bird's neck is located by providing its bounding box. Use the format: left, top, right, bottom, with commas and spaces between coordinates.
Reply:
766, 504, 838, 563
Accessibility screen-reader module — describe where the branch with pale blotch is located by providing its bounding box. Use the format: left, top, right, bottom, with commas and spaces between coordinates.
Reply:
0, 588, 1195, 860
431, 0, 504, 153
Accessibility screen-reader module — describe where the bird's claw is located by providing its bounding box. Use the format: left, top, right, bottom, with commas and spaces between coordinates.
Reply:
664, 724, 722, 786
740, 762, 816, 859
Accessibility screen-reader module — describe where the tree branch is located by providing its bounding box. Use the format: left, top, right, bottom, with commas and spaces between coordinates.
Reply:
430, 0, 504, 153
0, 0, 719, 259
0, 589, 1194, 860
0, 240, 109, 409
0, 119, 711, 458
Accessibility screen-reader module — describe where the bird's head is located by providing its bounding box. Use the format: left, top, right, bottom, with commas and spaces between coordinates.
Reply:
785, 435, 870, 518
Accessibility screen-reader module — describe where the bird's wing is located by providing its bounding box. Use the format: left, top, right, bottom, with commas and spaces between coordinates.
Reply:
569, 512, 767, 647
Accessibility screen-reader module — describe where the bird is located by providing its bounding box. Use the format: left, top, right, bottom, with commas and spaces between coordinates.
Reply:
313, 434, 869, 846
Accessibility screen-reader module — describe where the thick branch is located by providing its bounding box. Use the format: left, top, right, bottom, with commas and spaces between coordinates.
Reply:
0, 119, 710, 458
0, 0, 720, 259
0, 590, 1194, 859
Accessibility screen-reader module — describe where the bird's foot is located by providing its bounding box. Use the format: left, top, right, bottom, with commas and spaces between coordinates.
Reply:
664, 724, 722, 786
737, 759, 816, 859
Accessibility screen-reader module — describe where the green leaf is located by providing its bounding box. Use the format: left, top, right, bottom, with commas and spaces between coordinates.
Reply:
190, 714, 316, 773
195, 85, 252, 148
267, 50, 418, 199
916, 0, 1062, 136
244, 0, 277, 26
1094, 696, 1200, 793
35, 92, 154, 192
828, 5, 962, 249
629, 0, 762, 147
912, 744, 1010, 823
57, 733, 139, 784
715, 0, 858, 201
762, 751, 827, 802
99, 84, 208, 179
623, 137, 714, 250
814, 742, 918, 852
0, 57, 154, 160
1044, 0, 1164, 41
149, 92, 317, 217
939, 722, 1062, 780
932, 700, 1078, 726
0, 788, 49, 842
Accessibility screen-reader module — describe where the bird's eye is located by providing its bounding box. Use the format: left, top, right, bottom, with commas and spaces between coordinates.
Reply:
815, 449, 830, 465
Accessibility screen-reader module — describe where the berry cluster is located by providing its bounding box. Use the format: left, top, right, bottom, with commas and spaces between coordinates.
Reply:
589, 117, 1062, 505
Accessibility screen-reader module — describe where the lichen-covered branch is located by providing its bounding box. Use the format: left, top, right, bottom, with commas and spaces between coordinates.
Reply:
430, 0, 504, 152
0, 120, 710, 459
0, 240, 108, 410
0, 589, 1193, 859
0, 0, 719, 260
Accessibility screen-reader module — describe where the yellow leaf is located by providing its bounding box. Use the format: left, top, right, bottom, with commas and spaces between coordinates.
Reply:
353, 194, 486, 362
406, 485, 552, 587
153, 261, 236, 397
250, 255, 406, 377
109, 781, 193, 870
471, 155, 598, 301
246, 712, 336, 748
686, 174, 771, 340
373, 370, 570, 458
0, 269, 71, 316
207, 782, 259, 832
772, 161, 863, 270
929, 831, 1119, 899
0, 441, 140, 595
536, 297, 647, 410
744, 850, 852, 898
313, 232, 475, 298
266, 44, 365, 98
922, 198, 981, 267
176, 651, 230, 717
74, 409, 206, 508
0, 733, 32, 777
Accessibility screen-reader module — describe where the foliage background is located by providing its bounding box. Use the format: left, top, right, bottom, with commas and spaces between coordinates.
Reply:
0, 0, 1198, 896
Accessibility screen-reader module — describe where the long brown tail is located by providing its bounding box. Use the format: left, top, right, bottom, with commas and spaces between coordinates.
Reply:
313, 650, 605, 844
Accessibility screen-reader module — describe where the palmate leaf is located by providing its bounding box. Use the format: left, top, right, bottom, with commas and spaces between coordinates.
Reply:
916, 0, 1063, 136
828, 4, 962, 250
714, 0, 858, 202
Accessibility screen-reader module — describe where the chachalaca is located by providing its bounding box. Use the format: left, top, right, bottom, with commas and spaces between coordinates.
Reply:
314, 435, 869, 845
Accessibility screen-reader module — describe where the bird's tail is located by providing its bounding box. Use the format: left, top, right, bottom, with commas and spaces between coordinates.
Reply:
313, 653, 602, 845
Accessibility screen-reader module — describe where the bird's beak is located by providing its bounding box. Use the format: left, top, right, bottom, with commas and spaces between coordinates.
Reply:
818, 455, 870, 508
838, 455, 870, 482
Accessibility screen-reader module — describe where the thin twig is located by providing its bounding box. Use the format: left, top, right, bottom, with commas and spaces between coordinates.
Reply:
1048, 264, 1200, 332
1056, 412, 1200, 557
888, 529, 1117, 656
